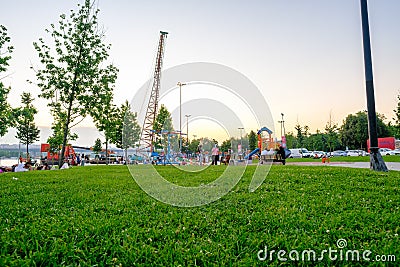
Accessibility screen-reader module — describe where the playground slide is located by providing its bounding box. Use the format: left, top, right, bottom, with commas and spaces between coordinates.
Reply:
244, 148, 260, 160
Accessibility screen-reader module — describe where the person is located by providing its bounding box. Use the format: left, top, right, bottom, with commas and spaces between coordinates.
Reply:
42, 162, 50, 170
260, 148, 268, 164
197, 144, 203, 165
14, 163, 29, 172
60, 161, 70, 170
80, 154, 85, 166
211, 144, 219, 165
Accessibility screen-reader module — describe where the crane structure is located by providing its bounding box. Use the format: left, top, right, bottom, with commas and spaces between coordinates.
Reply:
139, 31, 168, 152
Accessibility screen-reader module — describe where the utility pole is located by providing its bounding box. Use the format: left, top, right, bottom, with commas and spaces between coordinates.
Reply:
360, 0, 387, 171
177, 82, 186, 153
278, 113, 285, 138
185, 114, 191, 145
238, 127, 244, 146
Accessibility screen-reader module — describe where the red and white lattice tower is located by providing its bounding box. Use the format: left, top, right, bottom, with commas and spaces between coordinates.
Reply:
139, 31, 168, 152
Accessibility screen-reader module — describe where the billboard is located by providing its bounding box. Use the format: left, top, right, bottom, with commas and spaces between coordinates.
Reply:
367, 137, 395, 150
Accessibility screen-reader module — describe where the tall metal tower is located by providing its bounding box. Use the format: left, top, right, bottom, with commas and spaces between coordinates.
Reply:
139, 31, 168, 152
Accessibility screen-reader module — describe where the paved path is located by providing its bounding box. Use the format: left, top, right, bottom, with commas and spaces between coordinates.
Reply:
286, 161, 400, 171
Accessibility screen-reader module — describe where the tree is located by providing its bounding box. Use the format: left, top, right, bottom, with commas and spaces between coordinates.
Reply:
325, 116, 341, 152
285, 132, 297, 149
114, 101, 141, 163
340, 111, 390, 149
248, 130, 258, 151
220, 139, 232, 153
32, 0, 119, 166
188, 138, 200, 155
91, 92, 117, 165
15, 92, 40, 155
393, 93, 400, 138
93, 138, 102, 155
0, 25, 15, 137
295, 124, 304, 148
153, 104, 174, 151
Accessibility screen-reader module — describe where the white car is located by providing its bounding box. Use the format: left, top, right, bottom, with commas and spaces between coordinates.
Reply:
379, 148, 396, 156
346, 150, 360, 156
310, 151, 325, 158
346, 150, 366, 156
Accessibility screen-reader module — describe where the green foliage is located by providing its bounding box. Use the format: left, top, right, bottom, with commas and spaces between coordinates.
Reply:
0, 165, 398, 265
153, 104, 174, 150
15, 92, 40, 154
248, 130, 257, 151
325, 118, 340, 152
93, 138, 102, 154
32, 0, 118, 164
0, 25, 15, 137
220, 138, 232, 153
119, 101, 141, 150
294, 124, 304, 147
392, 93, 400, 138
188, 138, 200, 154
340, 111, 390, 149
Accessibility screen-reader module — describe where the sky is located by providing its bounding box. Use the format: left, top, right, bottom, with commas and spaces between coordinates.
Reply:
1, 0, 400, 146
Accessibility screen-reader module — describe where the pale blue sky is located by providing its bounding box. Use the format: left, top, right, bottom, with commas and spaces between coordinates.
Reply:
1, 0, 400, 145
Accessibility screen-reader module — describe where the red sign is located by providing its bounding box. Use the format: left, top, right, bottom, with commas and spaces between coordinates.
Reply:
41, 143, 50, 152
367, 137, 395, 150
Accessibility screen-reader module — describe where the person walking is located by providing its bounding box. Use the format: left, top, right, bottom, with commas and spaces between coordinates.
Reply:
211, 144, 219, 165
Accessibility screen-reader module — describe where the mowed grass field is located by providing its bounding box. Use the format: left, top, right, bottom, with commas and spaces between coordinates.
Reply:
0, 165, 399, 266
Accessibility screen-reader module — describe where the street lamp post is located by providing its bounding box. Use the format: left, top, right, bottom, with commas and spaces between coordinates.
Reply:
278, 113, 285, 137
177, 82, 186, 153
185, 114, 191, 143
238, 127, 244, 156
185, 114, 191, 155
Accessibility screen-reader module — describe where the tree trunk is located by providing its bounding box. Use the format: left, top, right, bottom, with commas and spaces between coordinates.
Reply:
105, 137, 109, 165
124, 148, 128, 165
59, 97, 74, 166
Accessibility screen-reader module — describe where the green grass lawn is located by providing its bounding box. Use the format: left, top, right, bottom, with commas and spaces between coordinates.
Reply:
0, 165, 399, 266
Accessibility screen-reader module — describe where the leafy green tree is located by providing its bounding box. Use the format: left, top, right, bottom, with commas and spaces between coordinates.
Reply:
15, 92, 40, 155
93, 138, 102, 155
91, 93, 117, 165
0, 25, 15, 137
153, 104, 174, 151
393, 93, 400, 138
325, 117, 341, 152
32, 0, 118, 166
340, 111, 390, 149
284, 132, 296, 149
248, 130, 258, 151
294, 124, 304, 148
188, 138, 200, 155
220, 139, 232, 153
113, 101, 141, 162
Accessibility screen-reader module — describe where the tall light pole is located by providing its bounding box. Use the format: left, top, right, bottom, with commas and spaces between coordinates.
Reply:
238, 127, 244, 146
177, 82, 186, 153
238, 127, 244, 156
185, 114, 191, 145
278, 113, 285, 137
360, 0, 387, 171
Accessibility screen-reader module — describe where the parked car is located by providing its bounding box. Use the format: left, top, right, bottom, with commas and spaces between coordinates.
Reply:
393, 148, 400, 155
346, 150, 366, 156
379, 148, 396, 156
330, 150, 347, 157
310, 151, 325, 158
289, 148, 311, 158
